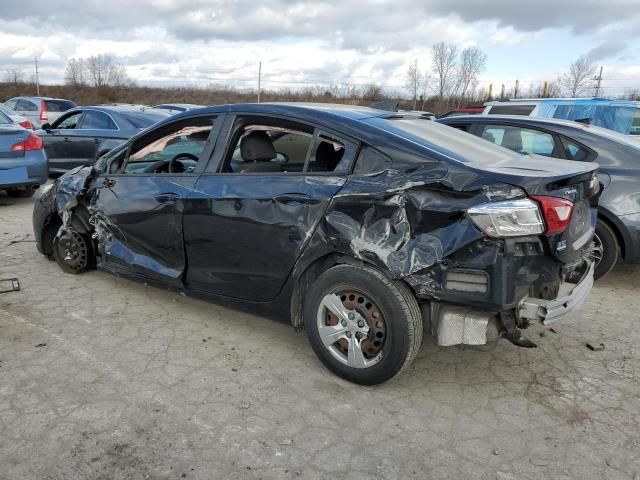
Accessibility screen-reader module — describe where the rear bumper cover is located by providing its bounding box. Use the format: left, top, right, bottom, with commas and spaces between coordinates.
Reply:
0, 151, 48, 189
518, 261, 594, 325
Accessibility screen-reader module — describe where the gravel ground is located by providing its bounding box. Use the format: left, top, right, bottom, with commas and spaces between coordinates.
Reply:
1, 192, 639, 480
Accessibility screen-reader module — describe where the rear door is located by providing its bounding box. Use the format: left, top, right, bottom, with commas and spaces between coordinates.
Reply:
93, 114, 219, 286
183, 114, 357, 301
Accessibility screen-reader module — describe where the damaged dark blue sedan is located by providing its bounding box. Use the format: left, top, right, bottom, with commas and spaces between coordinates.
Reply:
33, 103, 600, 385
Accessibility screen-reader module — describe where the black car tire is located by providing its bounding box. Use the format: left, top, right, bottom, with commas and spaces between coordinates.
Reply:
304, 264, 422, 385
6, 188, 35, 198
52, 229, 95, 274
594, 219, 619, 280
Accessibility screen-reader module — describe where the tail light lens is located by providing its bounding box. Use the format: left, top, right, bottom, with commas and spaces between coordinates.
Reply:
468, 199, 544, 237
39, 100, 48, 122
11, 133, 44, 152
19, 120, 34, 129
531, 195, 574, 235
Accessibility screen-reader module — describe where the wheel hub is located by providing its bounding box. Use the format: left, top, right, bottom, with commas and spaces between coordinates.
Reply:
55, 230, 88, 273
317, 290, 387, 369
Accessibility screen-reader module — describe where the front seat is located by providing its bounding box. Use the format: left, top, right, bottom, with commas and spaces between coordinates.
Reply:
313, 141, 344, 172
240, 131, 281, 173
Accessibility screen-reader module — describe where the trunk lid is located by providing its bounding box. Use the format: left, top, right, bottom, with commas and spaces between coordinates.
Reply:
0, 126, 29, 158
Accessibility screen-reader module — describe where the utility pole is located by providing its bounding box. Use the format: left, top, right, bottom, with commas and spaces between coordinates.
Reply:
593, 66, 603, 97
257, 61, 262, 103
543, 81, 548, 98
514, 79, 519, 99
34, 56, 40, 96
500, 84, 505, 101
488, 83, 493, 101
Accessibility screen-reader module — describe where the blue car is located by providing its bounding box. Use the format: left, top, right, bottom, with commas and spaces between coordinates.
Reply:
0, 109, 47, 198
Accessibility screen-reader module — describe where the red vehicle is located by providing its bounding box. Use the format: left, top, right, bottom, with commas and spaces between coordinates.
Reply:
439, 107, 484, 118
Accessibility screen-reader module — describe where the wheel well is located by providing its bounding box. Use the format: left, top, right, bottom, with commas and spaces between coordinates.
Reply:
598, 214, 626, 259
289, 253, 413, 329
42, 213, 62, 256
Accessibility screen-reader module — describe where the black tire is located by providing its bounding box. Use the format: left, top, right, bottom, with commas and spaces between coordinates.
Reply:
594, 219, 619, 281
6, 188, 35, 198
304, 264, 422, 385
52, 229, 95, 274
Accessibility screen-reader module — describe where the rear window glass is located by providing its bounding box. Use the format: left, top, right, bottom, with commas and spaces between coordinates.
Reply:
121, 111, 170, 129
488, 105, 535, 116
44, 100, 76, 112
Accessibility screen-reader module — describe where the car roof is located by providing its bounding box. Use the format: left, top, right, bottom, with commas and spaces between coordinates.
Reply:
11, 96, 74, 101
174, 102, 391, 122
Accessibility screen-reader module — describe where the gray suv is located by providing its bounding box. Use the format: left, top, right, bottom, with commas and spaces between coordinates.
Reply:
5, 97, 76, 129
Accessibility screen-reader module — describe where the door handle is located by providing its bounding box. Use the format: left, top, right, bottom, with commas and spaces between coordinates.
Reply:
274, 193, 312, 205
63, 137, 71, 142
155, 193, 179, 205
93, 138, 101, 144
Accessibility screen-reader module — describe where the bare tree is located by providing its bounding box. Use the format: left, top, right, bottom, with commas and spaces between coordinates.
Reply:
561, 55, 596, 97
4, 68, 25, 84
622, 89, 640, 101
456, 47, 487, 99
108, 64, 130, 87
84, 54, 129, 88
404, 59, 422, 110
431, 42, 458, 100
361, 83, 384, 102
64, 58, 85, 86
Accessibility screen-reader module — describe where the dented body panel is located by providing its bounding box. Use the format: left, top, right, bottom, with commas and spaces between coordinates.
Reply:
33, 103, 599, 345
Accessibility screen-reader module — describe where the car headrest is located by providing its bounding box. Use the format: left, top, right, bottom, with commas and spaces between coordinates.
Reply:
240, 131, 276, 161
314, 141, 344, 171
501, 128, 523, 152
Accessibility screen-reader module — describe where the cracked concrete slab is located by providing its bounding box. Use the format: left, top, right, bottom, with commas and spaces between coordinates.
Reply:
1, 192, 639, 479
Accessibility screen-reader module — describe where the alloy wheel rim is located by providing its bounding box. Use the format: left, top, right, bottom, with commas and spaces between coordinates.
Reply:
590, 233, 604, 267
316, 290, 386, 369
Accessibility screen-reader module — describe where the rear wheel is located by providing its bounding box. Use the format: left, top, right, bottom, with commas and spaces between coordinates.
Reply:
52, 229, 94, 274
593, 219, 619, 280
304, 264, 422, 385
6, 188, 35, 198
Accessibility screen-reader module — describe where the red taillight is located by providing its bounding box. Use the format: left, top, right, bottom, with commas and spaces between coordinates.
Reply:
19, 120, 34, 129
531, 195, 574, 235
39, 100, 48, 122
11, 133, 43, 152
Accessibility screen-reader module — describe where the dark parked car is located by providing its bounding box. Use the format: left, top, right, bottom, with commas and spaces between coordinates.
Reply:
37, 105, 171, 176
0, 111, 47, 197
33, 103, 599, 385
438, 114, 640, 280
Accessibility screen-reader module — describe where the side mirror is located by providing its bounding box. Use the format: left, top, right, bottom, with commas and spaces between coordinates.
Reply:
41, 122, 52, 131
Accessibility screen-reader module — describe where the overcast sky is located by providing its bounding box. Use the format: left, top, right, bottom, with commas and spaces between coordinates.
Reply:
1, 0, 639, 96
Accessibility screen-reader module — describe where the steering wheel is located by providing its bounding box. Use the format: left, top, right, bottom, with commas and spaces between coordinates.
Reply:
168, 153, 198, 173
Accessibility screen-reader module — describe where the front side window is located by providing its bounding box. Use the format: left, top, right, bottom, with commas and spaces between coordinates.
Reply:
123, 117, 216, 174
479, 125, 556, 157
55, 111, 84, 129
81, 111, 117, 130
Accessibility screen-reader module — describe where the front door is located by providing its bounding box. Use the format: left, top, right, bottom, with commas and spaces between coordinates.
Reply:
44, 110, 87, 173
93, 115, 220, 286
183, 115, 357, 301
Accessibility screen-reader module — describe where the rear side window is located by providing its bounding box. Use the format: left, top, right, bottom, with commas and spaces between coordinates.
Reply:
81, 111, 117, 130
488, 105, 535, 116
479, 125, 556, 157
450, 123, 471, 132
16, 99, 38, 112
561, 138, 592, 161
5, 100, 17, 110
631, 109, 640, 136
353, 146, 390, 175
44, 100, 76, 112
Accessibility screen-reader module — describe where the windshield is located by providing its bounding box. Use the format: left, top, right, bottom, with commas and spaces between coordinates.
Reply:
121, 111, 171, 129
